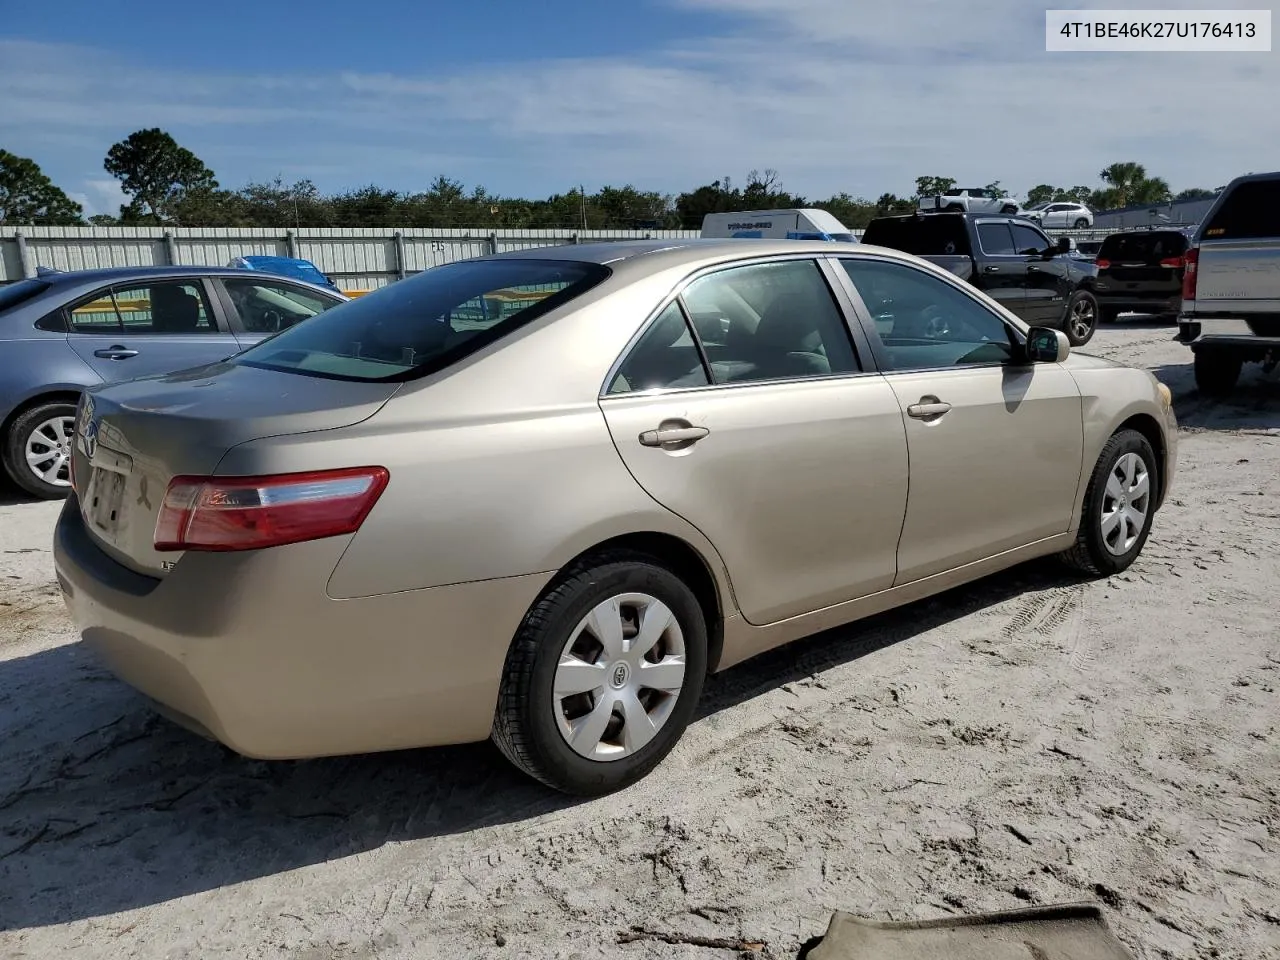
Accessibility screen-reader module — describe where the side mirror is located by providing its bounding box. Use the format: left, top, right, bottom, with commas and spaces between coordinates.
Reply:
1025, 326, 1070, 363
1055, 237, 1072, 253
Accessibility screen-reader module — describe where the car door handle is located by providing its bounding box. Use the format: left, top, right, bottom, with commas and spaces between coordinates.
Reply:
638, 423, 710, 448
906, 398, 952, 420
93, 346, 139, 360
983, 265, 1000, 273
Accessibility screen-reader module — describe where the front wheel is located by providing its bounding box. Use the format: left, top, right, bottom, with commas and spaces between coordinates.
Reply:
1065, 290, 1099, 346
1194, 349, 1242, 397
1074, 218, 1090, 229
492, 551, 708, 795
1059, 429, 1158, 576
2, 400, 78, 499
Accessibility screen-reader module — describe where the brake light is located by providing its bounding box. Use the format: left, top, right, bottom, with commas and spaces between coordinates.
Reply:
1094, 258, 1111, 269
1182, 247, 1199, 301
1159, 256, 1185, 268
153, 467, 389, 552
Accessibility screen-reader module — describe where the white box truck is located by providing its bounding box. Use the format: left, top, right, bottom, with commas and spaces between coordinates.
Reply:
700, 208, 856, 242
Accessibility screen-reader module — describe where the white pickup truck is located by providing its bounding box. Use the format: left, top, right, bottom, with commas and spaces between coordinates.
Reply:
919, 187, 1021, 216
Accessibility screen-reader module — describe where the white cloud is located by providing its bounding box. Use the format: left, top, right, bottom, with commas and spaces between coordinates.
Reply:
1, 1, 1276, 204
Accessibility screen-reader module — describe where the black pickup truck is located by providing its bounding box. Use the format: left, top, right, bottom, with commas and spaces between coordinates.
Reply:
861, 212, 1102, 346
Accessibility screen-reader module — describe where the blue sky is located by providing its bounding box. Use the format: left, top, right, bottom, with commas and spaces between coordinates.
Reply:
2, 0, 1276, 215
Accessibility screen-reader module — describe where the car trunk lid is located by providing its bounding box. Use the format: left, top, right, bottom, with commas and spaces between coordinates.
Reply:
72, 360, 399, 577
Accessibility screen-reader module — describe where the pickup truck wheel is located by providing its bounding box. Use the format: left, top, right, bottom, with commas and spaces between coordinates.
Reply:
1059, 429, 1157, 577
1193, 349, 1242, 397
1065, 291, 1099, 346
944, 204, 965, 212
1001, 204, 1019, 214
1073, 218, 1090, 229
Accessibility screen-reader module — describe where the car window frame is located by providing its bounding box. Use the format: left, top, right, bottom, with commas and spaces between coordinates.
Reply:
58, 277, 229, 337
824, 252, 1030, 376
213, 275, 346, 336
598, 253, 878, 400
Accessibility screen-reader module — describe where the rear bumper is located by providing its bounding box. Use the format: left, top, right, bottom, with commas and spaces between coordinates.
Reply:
1096, 293, 1181, 314
1176, 316, 1280, 350
53, 496, 551, 759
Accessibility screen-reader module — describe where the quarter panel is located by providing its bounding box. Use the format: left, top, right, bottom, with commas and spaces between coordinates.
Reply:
0, 339, 99, 421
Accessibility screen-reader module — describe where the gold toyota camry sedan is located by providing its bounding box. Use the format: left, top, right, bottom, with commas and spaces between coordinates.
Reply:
54, 239, 1177, 795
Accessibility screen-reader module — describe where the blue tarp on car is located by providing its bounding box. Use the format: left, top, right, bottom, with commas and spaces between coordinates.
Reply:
228, 256, 339, 291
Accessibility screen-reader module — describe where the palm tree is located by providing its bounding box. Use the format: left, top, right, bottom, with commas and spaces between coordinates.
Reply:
1095, 162, 1172, 210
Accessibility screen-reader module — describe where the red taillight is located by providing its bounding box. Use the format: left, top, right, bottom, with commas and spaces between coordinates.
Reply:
153, 467, 389, 552
1094, 258, 1111, 269
1182, 247, 1199, 301
1159, 256, 1185, 268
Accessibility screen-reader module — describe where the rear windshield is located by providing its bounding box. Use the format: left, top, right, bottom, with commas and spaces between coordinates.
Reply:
233, 259, 609, 382
862, 216, 972, 256
1097, 232, 1188, 262
1202, 179, 1280, 241
0, 279, 51, 313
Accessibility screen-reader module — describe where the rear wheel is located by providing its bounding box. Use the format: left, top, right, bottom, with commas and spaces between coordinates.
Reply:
493, 551, 708, 795
1059, 429, 1157, 576
1194, 349, 1242, 397
1001, 204, 1019, 214
2, 401, 77, 500
1065, 290, 1099, 346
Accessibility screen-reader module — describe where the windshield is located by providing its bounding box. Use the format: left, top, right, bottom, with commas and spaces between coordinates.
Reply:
0, 279, 51, 313
233, 258, 609, 382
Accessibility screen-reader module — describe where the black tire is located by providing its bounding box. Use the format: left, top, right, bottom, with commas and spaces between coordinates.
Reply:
944, 204, 965, 212
1098, 305, 1121, 325
1073, 218, 1090, 229
1001, 204, 1019, 215
492, 550, 708, 796
2, 400, 77, 500
1194, 349, 1242, 398
1064, 290, 1099, 346
1059, 429, 1158, 577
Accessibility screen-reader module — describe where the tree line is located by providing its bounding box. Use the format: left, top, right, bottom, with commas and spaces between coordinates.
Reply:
1, 129, 1220, 232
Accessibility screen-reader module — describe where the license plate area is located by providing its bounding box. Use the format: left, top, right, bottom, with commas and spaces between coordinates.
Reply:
84, 467, 128, 538
81, 446, 134, 541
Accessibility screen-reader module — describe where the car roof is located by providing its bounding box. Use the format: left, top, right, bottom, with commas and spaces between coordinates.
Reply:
477, 238, 868, 266
36, 265, 287, 286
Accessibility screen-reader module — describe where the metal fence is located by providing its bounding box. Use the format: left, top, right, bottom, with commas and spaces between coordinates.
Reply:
0, 226, 705, 292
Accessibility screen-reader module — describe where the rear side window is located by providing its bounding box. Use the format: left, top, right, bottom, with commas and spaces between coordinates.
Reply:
976, 223, 1016, 255
0, 279, 50, 313
234, 259, 608, 382
862, 217, 971, 256
1202, 179, 1280, 240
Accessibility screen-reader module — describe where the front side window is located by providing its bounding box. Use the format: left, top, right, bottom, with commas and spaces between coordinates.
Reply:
223, 278, 341, 334
1010, 223, 1049, 255
679, 259, 858, 385
233, 258, 608, 382
840, 258, 1015, 371
68, 281, 217, 335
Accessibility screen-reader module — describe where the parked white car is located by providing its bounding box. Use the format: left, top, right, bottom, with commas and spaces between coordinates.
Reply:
1024, 202, 1094, 230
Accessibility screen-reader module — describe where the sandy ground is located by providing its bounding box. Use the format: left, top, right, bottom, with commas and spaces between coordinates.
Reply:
1, 322, 1277, 960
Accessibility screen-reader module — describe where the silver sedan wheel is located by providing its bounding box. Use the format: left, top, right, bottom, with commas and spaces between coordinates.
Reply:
25, 415, 75, 488
554, 592, 687, 761
1069, 297, 1096, 342
1100, 452, 1150, 556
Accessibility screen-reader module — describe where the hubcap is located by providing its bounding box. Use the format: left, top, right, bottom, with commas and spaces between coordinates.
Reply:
1070, 299, 1095, 340
1100, 452, 1150, 556
25, 415, 76, 487
553, 593, 687, 761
